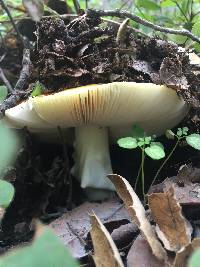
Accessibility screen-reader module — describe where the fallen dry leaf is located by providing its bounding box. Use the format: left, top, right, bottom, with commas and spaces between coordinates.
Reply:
150, 173, 200, 206
166, 181, 200, 206
148, 186, 192, 252
111, 223, 138, 248
90, 213, 124, 267
173, 238, 200, 267
49, 200, 130, 258
107, 174, 167, 262
127, 235, 171, 267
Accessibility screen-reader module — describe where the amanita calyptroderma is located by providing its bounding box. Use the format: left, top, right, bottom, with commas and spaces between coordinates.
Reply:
4, 82, 188, 200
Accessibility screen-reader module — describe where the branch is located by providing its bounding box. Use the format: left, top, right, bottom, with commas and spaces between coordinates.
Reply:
0, 49, 32, 118
14, 48, 32, 92
86, 9, 200, 44
0, 67, 13, 93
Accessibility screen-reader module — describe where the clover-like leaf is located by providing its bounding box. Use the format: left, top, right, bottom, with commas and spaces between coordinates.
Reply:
0, 179, 14, 208
182, 127, 189, 136
186, 134, 200, 150
144, 136, 151, 145
176, 128, 183, 137
145, 144, 165, 160
150, 142, 164, 150
117, 137, 138, 149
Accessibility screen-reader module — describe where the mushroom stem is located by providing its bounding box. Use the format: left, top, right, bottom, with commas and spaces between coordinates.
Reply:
71, 126, 115, 199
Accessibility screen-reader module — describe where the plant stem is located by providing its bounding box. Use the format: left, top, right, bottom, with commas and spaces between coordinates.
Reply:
134, 153, 146, 191
134, 160, 142, 191
149, 138, 180, 189
141, 147, 145, 200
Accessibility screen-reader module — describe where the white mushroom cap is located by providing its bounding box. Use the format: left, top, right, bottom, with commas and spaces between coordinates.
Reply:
5, 82, 188, 133
4, 82, 189, 200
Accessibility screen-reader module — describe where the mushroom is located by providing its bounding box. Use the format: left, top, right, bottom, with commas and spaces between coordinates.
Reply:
4, 82, 188, 200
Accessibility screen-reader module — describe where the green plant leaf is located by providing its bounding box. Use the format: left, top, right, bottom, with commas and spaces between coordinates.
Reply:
0, 86, 8, 103
182, 127, 189, 132
117, 137, 138, 149
136, 0, 160, 10
0, 228, 79, 267
145, 145, 165, 160
138, 141, 145, 147
182, 126, 189, 135
186, 134, 200, 150
160, 0, 176, 7
176, 128, 183, 137
132, 125, 145, 138
0, 123, 19, 175
188, 249, 200, 267
31, 81, 44, 97
0, 180, 14, 208
192, 21, 200, 52
165, 129, 175, 140
144, 136, 151, 145
151, 142, 164, 150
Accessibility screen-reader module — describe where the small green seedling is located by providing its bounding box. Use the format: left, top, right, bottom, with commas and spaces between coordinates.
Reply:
117, 125, 165, 199
117, 125, 200, 199
31, 81, 44, 97
150, 127, 200, 187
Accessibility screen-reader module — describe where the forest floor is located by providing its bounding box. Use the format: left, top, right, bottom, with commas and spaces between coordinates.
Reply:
0, 9, 200, 267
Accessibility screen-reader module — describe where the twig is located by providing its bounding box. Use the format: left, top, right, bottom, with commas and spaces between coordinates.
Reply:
86, 9, 200, 44
66, 222, 87, 246
0, 92, 21, 118
0, 0, 25, 46
0, 67, 13, 92
119, 0, 131, 10
0, 48, 32, 118
14, 48, 32, 92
